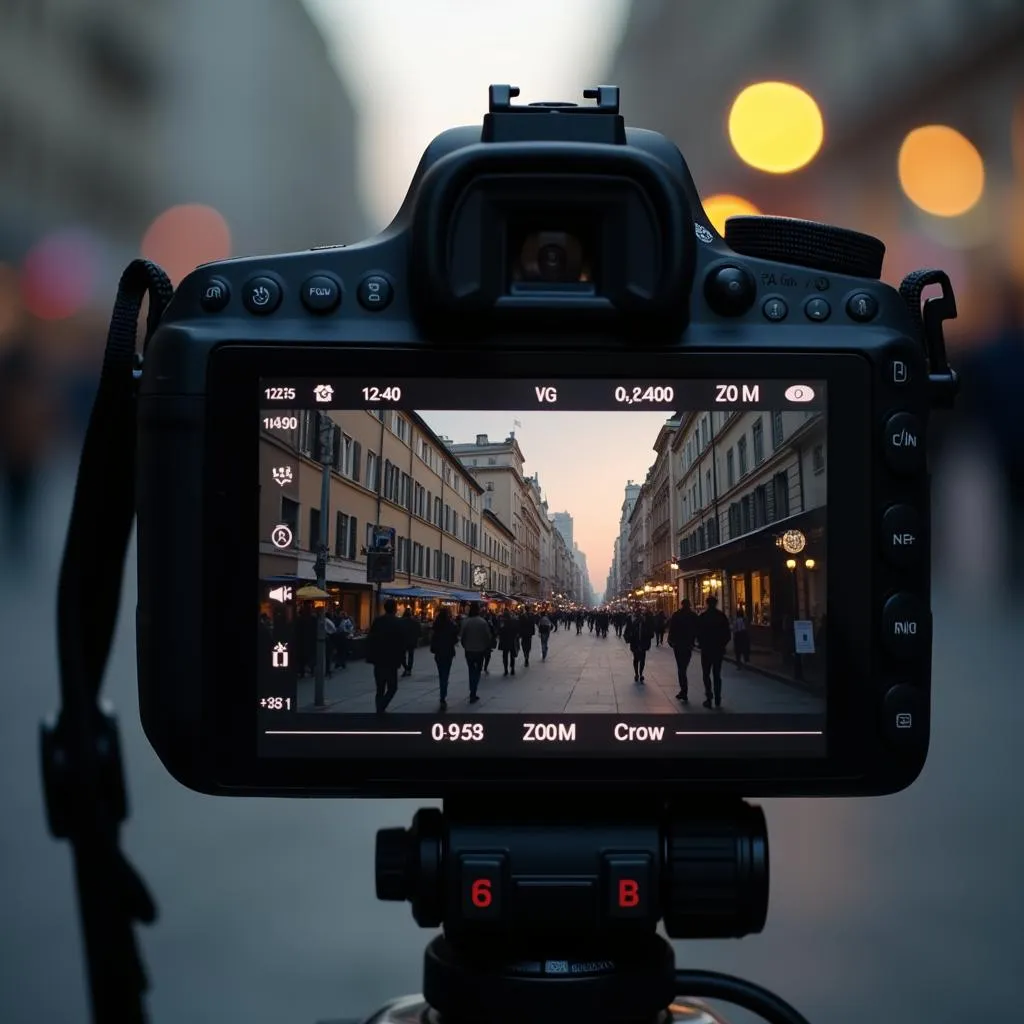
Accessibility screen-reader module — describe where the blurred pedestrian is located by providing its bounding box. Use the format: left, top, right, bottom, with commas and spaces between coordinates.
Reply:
696, 595, 731, 708
732, 605, 751, 669
366, 599, 406, 713
400, 607, 420, 675
624, 611, 653, 683
498, 611, 520, 675
459, 602, 492, 703
518, 606, 536, 667
537, 610, 552, 660
430, 607, 459, 710
667, 597, 698, 702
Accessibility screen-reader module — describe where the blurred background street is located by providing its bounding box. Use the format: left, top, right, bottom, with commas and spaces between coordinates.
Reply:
1, 1, 1023, 1022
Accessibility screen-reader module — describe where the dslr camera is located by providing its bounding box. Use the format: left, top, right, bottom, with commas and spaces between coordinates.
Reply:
136, 84, 958, 801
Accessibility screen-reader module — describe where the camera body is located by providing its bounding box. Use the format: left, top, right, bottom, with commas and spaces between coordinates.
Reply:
136, 86, 954, 799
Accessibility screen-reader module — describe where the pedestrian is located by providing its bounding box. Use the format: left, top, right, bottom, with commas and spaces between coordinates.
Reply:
365, 599, 406, 713
430, 606, 459, 710
625, 611, 653, 683
732, 606, 751, 669
667, 597, 699, 702
498, 611, 520, 675
696, 595, 731, 708
336, 611, 354, 668
518, 607, 536, 667
482, 611, 496, 673
537, 610, 552, 660
654, 609, 667, 646
459, 602, 492, 703
322, 610, 336, 678
400, 607, 420, 676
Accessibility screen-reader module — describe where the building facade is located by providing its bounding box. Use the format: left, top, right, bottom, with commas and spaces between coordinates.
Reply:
260, 408, 506, 630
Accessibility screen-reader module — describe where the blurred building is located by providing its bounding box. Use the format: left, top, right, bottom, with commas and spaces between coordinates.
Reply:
608, 0, 1024, 345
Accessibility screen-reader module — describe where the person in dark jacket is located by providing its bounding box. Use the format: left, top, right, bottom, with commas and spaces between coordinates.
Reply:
653, 610, 667, 646
498, 612, 520, 675
400, 607, 421, 675
430, 607, 459, 710
518, 608, 536, 667
667, 598, 699, 702
624, 611, 654, 682
696, 595, 731, 708
366, 599, 407, 712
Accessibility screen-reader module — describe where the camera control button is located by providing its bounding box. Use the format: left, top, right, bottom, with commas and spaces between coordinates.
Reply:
705, 266, 755, 317
882, 684, 927, 751
301, 274, 341, 313
804, 296, 831, 321
602, 853, 653, 921
459, 855, 504, 921
200, 277, 230, 312
357, 274, 393, 311
846, 291, 878, 322
242, 276, 281, 315
881, 592, 930, 659
762, 297, 788, 322
881, 504, 924, 567
882, 412, 925, 474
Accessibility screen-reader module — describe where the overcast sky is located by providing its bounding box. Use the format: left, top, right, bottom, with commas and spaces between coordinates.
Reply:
304, 0, 631, 228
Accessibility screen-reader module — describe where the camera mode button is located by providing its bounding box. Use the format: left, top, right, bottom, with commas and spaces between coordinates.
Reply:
243, 276, 282, 315
358, 274, 394, 311
882, 412, 925, 475
301, 274, 341, 313
881, 592, 930, 659
459, 855, 505, 921
602, 853, 653, 921
882, 684, 927, 752
882, 504, 924, 567
200, 277, 230, 312
705, 266, 755, 317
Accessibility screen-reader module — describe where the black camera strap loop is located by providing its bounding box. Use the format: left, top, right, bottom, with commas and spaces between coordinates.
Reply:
41, 259, 173, 1024
899, 267, 960, 408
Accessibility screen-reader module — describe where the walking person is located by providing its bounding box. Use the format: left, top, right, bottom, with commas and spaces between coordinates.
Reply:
400, 607, 420, 676
459, 602, 492, 704
430, 607, 459, 710
624, 611, 653, 683
498, 611, 520, 675
518, 607, 536, 667
482, 611, 497, 674
335, 611, 353, 669
654, 609, 667, 646
732, 605, 751, 669
537, 610, 552, 660
667, 597, 699, 703
696, 595, 732, 708
366, 599, 406, 713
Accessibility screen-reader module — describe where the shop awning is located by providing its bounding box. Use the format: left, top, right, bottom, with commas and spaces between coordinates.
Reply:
449, 589, 486, 602
379, 586, 446, 599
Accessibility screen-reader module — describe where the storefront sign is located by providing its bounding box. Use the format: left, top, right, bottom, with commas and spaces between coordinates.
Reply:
793, 619, 816, 653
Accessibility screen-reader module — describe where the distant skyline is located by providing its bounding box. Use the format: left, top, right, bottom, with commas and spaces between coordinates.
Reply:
420, 409, 671, 594
304, 0, 630, 228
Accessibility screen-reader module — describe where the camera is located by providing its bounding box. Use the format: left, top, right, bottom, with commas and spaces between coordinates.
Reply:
136, 84, 958, 800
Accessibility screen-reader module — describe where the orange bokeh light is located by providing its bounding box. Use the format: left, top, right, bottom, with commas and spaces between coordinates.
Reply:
728, 82, 824, 174
141, 204, 231, 286
702, 194, 761, 235
898, 125, 985, 217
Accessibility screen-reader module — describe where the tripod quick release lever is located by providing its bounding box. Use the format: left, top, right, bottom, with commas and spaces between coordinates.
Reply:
375, 799, 769, 940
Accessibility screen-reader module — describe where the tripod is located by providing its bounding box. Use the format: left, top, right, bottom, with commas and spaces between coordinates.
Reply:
321, 799, 811, 1024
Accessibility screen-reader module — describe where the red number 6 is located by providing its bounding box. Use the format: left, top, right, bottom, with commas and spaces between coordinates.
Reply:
471, 878, 492, 908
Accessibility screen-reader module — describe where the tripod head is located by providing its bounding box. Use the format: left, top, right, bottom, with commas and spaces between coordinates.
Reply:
371, 799, 810, 1024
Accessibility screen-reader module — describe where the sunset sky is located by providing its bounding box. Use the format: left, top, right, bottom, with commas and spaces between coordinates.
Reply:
422, 409, 672, 596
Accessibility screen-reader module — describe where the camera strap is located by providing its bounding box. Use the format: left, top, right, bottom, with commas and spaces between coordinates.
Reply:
41, 259, 174, 1023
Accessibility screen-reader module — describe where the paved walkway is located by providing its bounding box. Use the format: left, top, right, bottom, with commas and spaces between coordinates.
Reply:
296, 629, 825, 715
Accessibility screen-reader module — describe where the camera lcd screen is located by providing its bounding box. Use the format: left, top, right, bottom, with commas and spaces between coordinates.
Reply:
257, 378, 827, 758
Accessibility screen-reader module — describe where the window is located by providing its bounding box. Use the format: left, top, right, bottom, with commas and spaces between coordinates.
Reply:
700, 416, 709, 450
413, 542, 424, 576
444, 504, 451, 532
726, 448, 735, 488
728, 502, 741, 539
487, 457, 497, 465
752, 418, 764, 465
741, 495, 751, 534
434, 549, 443, 581
434, 496, 443, 526
813, 444, 826, 474
737, 436, 748, 476
392, 413, 410, 443
281, 496, 299, 539
424, 547, 431, 578
365, 522, 376, 551
366, 451, 381, 492
751, 571, 771, 626
335, 513, 356, 559
308, 508, 321, 551
754, 484, 768, 528
396, 536, 410, 572
773, 471, 789, 519
772, 411, 784, 450
298, 411, 316, 454
400, 472, 412, 509
484, 494, 493, 510
705, 469, 712, 504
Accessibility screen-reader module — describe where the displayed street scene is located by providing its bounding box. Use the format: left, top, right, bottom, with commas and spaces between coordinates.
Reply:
261, 403, 827, 715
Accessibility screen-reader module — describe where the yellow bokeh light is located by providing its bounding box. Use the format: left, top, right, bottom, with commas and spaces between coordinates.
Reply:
702, 194, 761, 235
728, 82, 824, 173
898, 125, 985, 217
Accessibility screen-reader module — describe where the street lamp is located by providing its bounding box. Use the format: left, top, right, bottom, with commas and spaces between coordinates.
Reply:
670, 561, 679, 570
785, 557, 803, 682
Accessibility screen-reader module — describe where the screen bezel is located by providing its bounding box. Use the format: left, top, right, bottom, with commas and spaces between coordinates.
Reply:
205, 343, 876, 795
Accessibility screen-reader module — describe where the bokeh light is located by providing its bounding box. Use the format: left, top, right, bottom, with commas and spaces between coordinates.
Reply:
702, 194, 761, 235
19, 228, 103, 321
898, 125, 985, 217
141, 204, 231, 286
728, 82, 824, 173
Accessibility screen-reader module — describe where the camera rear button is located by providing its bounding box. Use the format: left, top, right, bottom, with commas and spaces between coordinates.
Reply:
882, 684, 927, 752
301, 275, 341, 313
882, 412, 925, 474
358, 274, 393, 311
762, 297, 788, 322
804, 297, 831, 321
200, 277, 230, 312
243, 276, 282, 315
